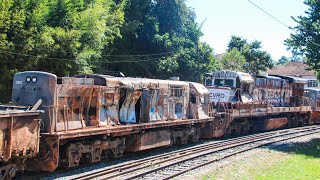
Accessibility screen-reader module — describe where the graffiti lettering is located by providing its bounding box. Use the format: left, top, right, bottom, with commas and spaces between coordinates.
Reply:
210, 93, 226, 99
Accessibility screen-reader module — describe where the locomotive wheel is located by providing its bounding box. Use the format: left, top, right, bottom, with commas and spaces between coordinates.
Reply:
0, 164, 17, 180
108, 144, 125, 159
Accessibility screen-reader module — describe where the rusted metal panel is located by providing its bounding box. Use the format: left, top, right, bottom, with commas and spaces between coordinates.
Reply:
265, 117, 288, 130
230, 101, 312, 118
189, 83, 210, 119
168, 85, 188, 120
125, 130, 171, 152
0, 110, 41, 162
189, 82, 209, 94
43, 118, 213, 139
201, 113, 233, 138
55, 85, 87, 131
140, 89, 151, 123
54, 84, 121, 131
150, 89, 162, 121
201, 122, 215, 138
254, 76, 283, 105
28, 136, 59, 172
119, 89, 142, 123
311, 111, 320, 124
100, 87, 120, 125
61, 77, 94, 85
159, 84, 169, 120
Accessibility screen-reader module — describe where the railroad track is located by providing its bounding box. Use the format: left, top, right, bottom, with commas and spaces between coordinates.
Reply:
69, 125, 320, 180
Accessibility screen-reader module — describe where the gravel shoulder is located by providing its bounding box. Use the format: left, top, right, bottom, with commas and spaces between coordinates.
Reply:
182, 133, 320, 180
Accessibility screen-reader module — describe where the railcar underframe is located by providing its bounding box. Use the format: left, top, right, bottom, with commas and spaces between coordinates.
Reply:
32, 101, 312, 172
35, 118, 213, 172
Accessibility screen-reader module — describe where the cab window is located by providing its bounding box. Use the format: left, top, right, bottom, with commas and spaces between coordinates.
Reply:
224, 79, 234, 87
214, 79, 224, 86
205, 78, 212, 86
214, 78, 234, 88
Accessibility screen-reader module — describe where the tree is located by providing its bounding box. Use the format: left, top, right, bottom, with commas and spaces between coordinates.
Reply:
220, 48, 246, 71
0, 0, 125, 102
108, 0, 219, 82
285, 0, 320, 71
277, 56, 289, 65
227, 36, 274, 75
0, 0, 220, 103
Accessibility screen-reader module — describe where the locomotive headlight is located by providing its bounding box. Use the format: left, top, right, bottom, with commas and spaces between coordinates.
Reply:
26, 76, 31, 83
32, 76, 37, 83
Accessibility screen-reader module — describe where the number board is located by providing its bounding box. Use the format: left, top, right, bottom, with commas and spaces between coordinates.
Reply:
212, 72, 237, 78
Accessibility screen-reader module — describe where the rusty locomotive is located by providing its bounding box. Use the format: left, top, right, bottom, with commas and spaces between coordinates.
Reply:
0, 70, 317, 179
205, 70, 317, 136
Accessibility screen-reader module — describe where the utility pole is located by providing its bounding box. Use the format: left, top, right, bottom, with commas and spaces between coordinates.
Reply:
197, 40, 200, 82
197, 18, 207, 83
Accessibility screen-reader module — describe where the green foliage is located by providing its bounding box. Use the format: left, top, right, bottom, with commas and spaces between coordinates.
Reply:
106, 0, 219, 82
285, 0, 320, 72
0, 0, 125, 102
277, 56, 289, 66
220, 48, 246, 71
0, 0, 220, 102
227, 36, 274, 75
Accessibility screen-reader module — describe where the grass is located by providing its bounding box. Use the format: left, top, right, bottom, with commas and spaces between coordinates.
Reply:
198, 138, 320, 180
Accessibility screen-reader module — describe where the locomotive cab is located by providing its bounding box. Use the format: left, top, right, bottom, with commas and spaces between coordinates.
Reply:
304, 87, 320, 124
12, 71, 57, 106
205, 70, 255, 104
304, 87, 320, 110
12, 71, 57, 133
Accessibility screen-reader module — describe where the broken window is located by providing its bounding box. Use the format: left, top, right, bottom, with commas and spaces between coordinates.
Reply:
119, 88, 142, 124
170, 86, 184, 97
190, 93, 196, 104
175, 103, 183, 118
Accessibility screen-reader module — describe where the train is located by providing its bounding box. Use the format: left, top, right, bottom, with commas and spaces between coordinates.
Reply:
0, 70, 318, 179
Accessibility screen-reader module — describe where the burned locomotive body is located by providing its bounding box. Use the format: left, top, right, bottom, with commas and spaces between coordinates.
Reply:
1, 70, 315, 177
205, 70, 313, 137
10, 71, 212, 171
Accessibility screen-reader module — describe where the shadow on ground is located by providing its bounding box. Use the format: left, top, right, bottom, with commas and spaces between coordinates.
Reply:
265, 137, 320, 158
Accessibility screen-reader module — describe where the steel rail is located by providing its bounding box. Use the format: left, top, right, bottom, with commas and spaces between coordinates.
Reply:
70, 125, 320, 180
125, 128, 320, 180
161, 129, 320, 180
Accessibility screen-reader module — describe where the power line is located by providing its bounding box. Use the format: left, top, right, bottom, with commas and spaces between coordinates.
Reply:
247, 0, 290, 29
247, 0, 320, 48
101, 57, 166, 63
0, 49, 172, 64
0, 43, 177, 57
101, 51, 176, 57
0, 50, 77, 62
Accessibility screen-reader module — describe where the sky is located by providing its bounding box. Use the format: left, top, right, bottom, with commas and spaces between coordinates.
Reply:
186, 0, 308, 61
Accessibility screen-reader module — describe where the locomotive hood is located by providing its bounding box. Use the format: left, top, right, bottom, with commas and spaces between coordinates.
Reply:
205, 70, 255, 103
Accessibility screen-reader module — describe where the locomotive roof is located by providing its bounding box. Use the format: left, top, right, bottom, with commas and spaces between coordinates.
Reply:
304, 87, 320, 92
15, 71, 57, 78
206, 70, 254, 84
74, 74, 208, 94
189, 82, 209, 94
74, 74, 113, 78
269, 74, 308, 84
74, 73, 189, 87
256, 75, 282, 80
